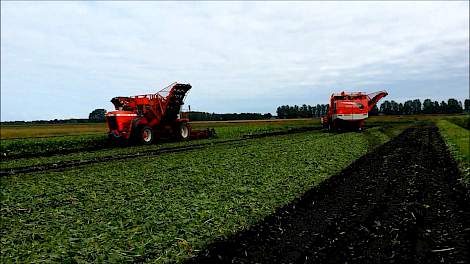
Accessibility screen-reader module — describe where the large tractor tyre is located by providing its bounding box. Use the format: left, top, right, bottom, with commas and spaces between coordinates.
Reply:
178, 124, 191, 140
138, 126, 154, 145
327, 120, 334, 131
328, 120, 337, 132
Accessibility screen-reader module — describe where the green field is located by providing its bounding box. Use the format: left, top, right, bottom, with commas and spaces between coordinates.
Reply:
1, 115, 468, 263
0, 119, 318, 139
436, 119, 470, 182
0, 119, 317, 159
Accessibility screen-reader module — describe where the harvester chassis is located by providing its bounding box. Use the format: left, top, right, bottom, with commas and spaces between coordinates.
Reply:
106, 82, 215, 145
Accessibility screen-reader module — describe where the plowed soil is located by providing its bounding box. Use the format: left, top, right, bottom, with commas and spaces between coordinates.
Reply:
187, 126, 470, 264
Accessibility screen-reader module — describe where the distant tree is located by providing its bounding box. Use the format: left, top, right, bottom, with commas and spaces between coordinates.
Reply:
403, 100, 413, 115
88, 109, 107, 122
276, 106, 286, 119
422, 99, 434, 114
316, 104, 322, 117
263, 113, 273, 119
300, 104, 309, 118
294, 105, 299, 116
433, 101, 440, 113
447, 98, 463, 114
464, 99, 470, 113
322, 104, 329, 116
380, 100, 392, 115
412, 99, 422, 114
440, 101, 448, 113
390, 100, 400, 115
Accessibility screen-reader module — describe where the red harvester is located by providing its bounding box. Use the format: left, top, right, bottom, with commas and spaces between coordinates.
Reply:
106, 82, 214, 144
322, 90, 388, 130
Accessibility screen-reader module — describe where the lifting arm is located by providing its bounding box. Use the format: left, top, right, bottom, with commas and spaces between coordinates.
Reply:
367, 91, 388, 109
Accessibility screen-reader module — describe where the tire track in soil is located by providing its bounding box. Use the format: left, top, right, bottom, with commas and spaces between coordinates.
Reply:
186, 125, 470, 264
1, 127, 324, 176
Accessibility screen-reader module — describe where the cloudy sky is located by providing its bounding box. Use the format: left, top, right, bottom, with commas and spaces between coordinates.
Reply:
1, 1, 469, 121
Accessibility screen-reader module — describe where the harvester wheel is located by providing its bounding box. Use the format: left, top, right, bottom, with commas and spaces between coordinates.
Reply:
139, 126, 154, 145
179, 124, 191, 140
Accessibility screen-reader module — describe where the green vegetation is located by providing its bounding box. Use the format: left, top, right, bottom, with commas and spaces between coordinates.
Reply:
0, 119, 317, 160
8, 116, 466, 263
362, 124, 409, 149
436, 119, 470, 183
0, 119, 317, 139
0, 134, 108, 159
0, 123, 106, 139
1, 125, 405, 263
1, 116, 460, 160
445, 115, 470, 129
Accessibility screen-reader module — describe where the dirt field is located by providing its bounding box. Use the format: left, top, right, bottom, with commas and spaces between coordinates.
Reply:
187, 125, 470, 263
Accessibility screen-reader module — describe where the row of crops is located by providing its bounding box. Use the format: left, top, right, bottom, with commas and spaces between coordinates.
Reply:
0, 120, 318, 160
2, 116, 467, 262
436, 119, 470, 182
1, 121, 408, 263
0, 120, 321, 172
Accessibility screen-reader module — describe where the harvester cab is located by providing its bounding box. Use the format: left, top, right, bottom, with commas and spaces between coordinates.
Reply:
106, 82, 215, 145
322, 90, 388, 131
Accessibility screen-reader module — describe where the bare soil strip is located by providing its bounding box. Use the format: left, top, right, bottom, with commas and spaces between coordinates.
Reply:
1, 127, 322, 176
187, 126, 470, 264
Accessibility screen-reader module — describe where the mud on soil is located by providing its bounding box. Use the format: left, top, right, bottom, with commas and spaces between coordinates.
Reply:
187, 125, 470, 264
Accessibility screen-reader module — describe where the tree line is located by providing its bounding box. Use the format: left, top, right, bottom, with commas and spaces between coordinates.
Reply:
276, 98, 469, 118
276, 104, 330, 119
380, 98, 468, 115
0, 110, 273, 124
1, 118, 97, 125
2, 109, 108, 125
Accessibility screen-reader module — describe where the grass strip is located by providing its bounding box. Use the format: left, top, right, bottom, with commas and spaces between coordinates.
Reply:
436, 119, 470, 183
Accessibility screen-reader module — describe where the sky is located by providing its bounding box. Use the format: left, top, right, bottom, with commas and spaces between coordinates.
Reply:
1, 1, 469, 121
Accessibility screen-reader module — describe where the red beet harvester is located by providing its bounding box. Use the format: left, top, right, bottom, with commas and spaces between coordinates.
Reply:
106, 82, 214, 144
322, 90, 388, 130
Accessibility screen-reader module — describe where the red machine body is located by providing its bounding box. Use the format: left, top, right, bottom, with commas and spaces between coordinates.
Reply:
322, 90, 388, 130
106, 82, 213, 144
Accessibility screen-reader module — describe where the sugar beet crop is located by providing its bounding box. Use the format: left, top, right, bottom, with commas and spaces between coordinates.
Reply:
188, 125, 470, 263
1, 117, 468, 263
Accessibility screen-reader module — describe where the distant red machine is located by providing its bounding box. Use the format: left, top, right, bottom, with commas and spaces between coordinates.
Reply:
106, 82, 214, 144
322, 90, 388, 130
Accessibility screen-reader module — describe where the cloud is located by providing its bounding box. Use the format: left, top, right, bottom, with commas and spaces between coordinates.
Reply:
1, 1, 468, 120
